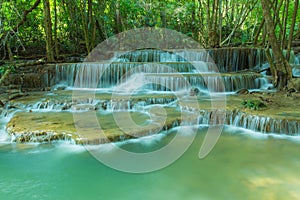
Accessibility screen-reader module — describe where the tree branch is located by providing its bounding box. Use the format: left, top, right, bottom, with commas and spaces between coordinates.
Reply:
0, 0, 41, 42
13, 0, 41, 33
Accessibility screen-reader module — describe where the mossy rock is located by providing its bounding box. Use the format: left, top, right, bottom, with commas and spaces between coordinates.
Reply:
241, 99, 266, 110
287, 78, 300, 92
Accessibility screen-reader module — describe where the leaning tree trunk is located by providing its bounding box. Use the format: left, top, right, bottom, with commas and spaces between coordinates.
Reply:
261, 0, 292, 90
43, 0, 55, 62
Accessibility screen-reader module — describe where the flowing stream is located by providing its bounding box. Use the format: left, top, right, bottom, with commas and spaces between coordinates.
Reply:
1, 126, 300, 200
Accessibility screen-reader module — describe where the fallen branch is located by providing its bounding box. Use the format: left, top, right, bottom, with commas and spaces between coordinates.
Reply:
0, 68, 13, 85
15, 59, 45, 67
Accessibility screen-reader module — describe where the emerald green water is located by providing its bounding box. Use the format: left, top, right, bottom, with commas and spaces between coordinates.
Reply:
1, 126, 300, 200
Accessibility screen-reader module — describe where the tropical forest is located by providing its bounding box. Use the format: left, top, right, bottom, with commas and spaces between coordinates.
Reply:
0, 0, 300, 199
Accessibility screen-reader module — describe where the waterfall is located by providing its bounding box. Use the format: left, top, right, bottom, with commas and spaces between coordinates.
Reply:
9, 131, 75, 143
1, 48, 277, 91
116, 50, 209, 62
3, 48, 298, 145
292, 66, 300, 77
55, 62, 199, 88
52, 49, 274, 92
295, 54, 300, 65
16, 96, 177, 113
196, 109, 300, 135
254, 77, 272, 90
31, 101, 72, 111
54, 62, 270, 92
97, 98, 177, 112
205, 48, 267, 72
142, 74, 269, 92
117, 49, 267, 71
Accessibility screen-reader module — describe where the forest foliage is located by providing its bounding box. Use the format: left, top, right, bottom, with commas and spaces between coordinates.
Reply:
0, 0, 299, 60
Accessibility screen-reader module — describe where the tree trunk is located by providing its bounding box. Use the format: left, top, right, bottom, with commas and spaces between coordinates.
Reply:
81, 0, 90, 53
43, 0, 55, 62
286, 0, 299, 60
253, 18, 264, 45
208, 0, 219, 47
6, 42, 14, 62
114, 0, 123, 34
62, 0, 81, 52
261, 0, 292, 90
88, 0, 96, 49
218, 0, 223, 45
81, 0, 96, 53
160, 0, 167, 29
281, 0, 289, 49
206, 0, 211, 47
54, 0, 59, 59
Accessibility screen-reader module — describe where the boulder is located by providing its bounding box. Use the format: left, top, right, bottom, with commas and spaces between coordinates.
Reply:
236, 88, 249, 95
190, 87, 200, 96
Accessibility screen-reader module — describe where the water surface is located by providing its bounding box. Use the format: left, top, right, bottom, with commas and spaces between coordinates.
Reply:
1, 126, 300, 200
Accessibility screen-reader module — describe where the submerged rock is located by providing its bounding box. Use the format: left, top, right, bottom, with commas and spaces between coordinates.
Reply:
56, 86, 66, 91
236, 88, 249, 95
190, 87, 200, 96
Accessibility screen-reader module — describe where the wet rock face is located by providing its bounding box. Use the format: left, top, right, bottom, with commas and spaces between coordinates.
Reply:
4, 64, 56, 92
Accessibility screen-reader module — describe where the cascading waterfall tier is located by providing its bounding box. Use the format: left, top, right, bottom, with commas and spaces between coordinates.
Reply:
52, 48, 273, 91
29, 97, 177, 112
116, 48, 267, 72
6, 48, 300, 91
7, 106, 300, 144
54, 62, 270, 91
196, 109, 300, 135
143, 73, 268, 92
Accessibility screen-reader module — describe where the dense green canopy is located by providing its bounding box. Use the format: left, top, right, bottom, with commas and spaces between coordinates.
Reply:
0, 0, 299, 59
